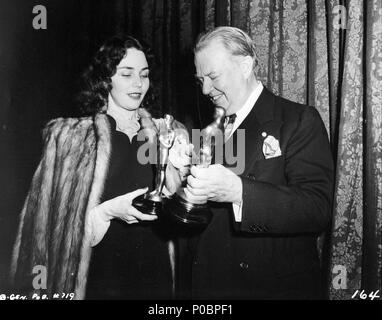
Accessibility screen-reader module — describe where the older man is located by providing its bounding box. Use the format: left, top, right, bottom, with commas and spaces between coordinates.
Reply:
180, 26, 334, 299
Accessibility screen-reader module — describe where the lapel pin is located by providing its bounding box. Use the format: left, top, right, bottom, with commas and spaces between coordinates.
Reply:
261, 132, 267, 138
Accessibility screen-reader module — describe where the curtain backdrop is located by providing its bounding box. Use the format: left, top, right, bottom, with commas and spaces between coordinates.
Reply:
110, 0, 380, 299
213, 0, 381, 300
1, 0, 380, 299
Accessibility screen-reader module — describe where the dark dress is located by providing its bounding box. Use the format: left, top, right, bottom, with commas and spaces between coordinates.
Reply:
86, 116, 173, 300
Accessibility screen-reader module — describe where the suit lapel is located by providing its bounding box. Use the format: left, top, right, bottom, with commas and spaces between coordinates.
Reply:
226, 87, 283, 176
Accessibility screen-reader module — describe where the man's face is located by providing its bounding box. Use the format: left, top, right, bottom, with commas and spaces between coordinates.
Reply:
195, 41, 249, 115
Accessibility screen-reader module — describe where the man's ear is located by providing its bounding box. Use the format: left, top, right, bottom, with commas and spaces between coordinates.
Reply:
240, 55, 254, 79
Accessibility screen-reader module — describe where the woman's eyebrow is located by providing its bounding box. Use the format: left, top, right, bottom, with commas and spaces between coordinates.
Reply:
117, 66, 149, 71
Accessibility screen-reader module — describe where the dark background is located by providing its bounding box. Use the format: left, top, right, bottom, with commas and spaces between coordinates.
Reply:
0, 0, 215, 291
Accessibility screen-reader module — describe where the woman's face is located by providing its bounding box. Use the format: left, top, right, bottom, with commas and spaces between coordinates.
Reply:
110, 48, 150, 110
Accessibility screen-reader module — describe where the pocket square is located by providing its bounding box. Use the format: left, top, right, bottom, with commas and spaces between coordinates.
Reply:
262, 135, 282, 159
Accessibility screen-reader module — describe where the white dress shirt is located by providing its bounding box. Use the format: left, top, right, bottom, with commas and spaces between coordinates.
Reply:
230, 81, 264, 222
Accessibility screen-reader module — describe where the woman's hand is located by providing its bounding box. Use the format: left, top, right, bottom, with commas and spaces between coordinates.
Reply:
97, 187, 158, 224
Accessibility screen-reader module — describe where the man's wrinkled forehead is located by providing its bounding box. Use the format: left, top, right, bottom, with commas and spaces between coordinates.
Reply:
195, 42, 234, 74
194, 54, 218, 78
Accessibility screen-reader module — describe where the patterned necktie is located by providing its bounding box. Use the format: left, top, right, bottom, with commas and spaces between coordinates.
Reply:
224, 114, 237, 142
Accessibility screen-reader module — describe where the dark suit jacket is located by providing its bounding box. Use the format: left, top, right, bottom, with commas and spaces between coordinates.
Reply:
190, 87, 334, 299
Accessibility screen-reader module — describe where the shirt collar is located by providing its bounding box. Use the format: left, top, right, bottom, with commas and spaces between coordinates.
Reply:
106, 94, 141, 140
228, 81, 263, 138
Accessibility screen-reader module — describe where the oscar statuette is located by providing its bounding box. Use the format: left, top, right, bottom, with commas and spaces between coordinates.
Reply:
133, 114, 176, 216
163, 107, 225, 230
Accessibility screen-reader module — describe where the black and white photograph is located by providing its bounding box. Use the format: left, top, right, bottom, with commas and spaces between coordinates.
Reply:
0, 0, 381, 308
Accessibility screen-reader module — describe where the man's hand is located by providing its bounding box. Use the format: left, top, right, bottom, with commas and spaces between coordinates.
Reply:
165, 135, 193, 194
186, 164, 243, 204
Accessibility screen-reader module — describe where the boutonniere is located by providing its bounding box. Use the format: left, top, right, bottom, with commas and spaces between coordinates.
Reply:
262, 132, 282, 159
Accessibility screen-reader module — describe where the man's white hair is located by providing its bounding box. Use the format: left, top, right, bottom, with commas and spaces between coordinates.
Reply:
194, 26, 259, 71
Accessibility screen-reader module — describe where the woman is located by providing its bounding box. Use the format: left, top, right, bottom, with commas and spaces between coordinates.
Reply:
10, 35, 188, 300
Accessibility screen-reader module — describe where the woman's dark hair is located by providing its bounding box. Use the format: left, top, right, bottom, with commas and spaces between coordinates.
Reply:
78, 35, 157, 116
